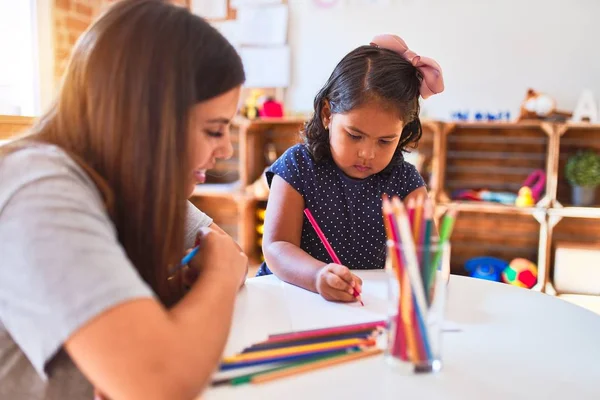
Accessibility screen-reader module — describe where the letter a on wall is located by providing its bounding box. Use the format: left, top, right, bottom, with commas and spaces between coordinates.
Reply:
571, 89, 598, 123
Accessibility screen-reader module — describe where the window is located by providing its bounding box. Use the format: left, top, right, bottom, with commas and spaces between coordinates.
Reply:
0, 0, 39, 116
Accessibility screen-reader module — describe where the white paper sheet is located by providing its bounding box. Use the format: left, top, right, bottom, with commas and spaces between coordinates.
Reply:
239, 46, 290, 88
237, 4, 288, 46
190, 0, 228, 20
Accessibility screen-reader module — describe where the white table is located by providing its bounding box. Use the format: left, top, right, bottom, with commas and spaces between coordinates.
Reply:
205, 271, 600, 400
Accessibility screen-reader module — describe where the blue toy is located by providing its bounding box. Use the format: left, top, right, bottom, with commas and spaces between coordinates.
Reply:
465, 256, 509, 282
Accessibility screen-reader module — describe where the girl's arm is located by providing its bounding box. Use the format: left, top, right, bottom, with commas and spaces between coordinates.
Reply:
262, 175, 360, 301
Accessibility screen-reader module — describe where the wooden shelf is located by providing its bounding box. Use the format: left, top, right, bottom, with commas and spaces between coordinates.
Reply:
0, 115, 35, 139
234, 116, 308, 126
548, 205, 600, 219
445, 120, 552, 130
436, 201, 546, 217
555, 124, 600, 209
545, 214, 600, 295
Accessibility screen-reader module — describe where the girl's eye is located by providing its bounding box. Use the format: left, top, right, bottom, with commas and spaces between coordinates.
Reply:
379, 139, 394, 145
347, 132, 361, 141
205, 130, 223, 138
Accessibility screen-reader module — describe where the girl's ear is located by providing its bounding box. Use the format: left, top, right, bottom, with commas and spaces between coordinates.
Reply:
320, 99, 332, 129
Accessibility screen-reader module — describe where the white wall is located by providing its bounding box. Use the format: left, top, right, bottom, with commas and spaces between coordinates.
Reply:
286, 0, 600, 121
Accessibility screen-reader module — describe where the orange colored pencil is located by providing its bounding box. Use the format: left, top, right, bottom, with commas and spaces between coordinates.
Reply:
413, 194, 424, 244
222, 338, 375, 364
251, 348, 383, 384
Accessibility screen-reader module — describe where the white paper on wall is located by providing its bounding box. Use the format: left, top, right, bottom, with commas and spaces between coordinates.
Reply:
237, 4, 288, 46
239, 46, 291, 88
190, 0, 228, 20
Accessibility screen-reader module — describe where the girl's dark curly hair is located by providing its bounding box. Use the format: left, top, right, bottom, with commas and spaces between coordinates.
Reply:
302, 45, 423, 170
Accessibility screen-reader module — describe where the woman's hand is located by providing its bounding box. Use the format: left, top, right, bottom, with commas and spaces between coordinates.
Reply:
187, 227, 247, 289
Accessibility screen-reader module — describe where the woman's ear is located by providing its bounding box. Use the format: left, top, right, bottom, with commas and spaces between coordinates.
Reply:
320, 99, 332, 129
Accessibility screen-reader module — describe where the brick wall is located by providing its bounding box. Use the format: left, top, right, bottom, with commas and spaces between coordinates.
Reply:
53, 0, 189, 84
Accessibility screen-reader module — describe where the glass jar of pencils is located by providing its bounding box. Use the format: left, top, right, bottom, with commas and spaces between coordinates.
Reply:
384, 238, 451, 373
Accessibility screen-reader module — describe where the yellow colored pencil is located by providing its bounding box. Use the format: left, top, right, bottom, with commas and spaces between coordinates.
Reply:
222, 338, 375, 363
251, 348, 383, 384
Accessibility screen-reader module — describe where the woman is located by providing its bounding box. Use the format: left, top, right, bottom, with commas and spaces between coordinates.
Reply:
0, 1, 247, 399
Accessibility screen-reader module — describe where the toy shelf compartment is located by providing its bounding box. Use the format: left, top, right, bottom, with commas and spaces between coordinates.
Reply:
405, 120, 443, 194
555, 123, 600, 210
241, 117, 305, 198
545, 208, 600, 296
437, 122, 553, 212
436, 204, 547, 290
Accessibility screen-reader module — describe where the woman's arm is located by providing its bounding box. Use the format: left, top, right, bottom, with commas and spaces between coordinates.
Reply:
66, 228, 247, 400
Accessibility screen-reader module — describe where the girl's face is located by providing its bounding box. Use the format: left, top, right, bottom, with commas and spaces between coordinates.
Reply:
187, 86, 241, 196
323, 100, 404, 179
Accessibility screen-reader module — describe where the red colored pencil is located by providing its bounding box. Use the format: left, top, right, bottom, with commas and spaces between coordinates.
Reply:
304, 208, 364, 306
267, 320, 386, 342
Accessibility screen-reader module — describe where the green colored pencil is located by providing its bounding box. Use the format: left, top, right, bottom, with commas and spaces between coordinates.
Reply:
425, 208, 457, 297
211, 349, 357, 387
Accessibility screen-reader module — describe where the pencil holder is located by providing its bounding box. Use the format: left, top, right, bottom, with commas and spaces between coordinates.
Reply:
384, 239, 450, 373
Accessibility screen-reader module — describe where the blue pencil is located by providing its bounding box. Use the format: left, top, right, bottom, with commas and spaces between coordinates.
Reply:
180, 245, 200, 266
219, 347, 360, 371
168, 245, 200, 276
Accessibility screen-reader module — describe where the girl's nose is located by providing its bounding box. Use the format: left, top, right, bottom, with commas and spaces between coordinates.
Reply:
358, 145, 375, 160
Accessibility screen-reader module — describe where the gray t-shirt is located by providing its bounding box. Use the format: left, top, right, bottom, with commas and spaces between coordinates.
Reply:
0, 144, 213, 399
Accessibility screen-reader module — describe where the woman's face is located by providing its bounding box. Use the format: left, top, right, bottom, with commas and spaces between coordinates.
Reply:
187, 86, 241, 196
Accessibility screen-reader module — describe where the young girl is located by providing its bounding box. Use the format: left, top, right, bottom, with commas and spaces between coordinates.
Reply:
0, 1, 248, 399
261, 34, 444, 303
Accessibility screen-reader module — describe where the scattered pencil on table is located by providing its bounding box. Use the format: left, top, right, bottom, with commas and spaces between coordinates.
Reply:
303, 207, 364, 306
211, 322, 384, 385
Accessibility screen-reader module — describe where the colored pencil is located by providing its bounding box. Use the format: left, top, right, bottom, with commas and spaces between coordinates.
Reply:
218, 347, 364, 371
212, 350, 356, 386
242, 331, 376, 353
251, 348, 383, 384
422, 199, 434, 300
168, 245, 200, 276
413, 195, 424, 244
391, 197, 432, 361
222, 338, 375, 364
267, 320, 385, 342
385, 239, 409, 361
425, 208, 457, 295
303, 208, 364, 306
391, 197, 428, 320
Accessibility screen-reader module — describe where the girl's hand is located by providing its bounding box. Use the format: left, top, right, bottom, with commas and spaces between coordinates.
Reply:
315, 264, 363, 302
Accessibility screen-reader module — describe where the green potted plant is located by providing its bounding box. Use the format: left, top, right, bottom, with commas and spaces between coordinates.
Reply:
565, 150, 600, 206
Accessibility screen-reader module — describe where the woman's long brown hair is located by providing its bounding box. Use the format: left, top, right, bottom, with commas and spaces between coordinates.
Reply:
15, 0, 244, 305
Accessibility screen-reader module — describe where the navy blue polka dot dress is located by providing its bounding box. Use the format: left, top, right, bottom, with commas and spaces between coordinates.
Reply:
256, 144, 425, 276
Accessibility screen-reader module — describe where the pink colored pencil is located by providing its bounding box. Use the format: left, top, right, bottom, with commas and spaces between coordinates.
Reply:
304, 208, 364, 306
267, 320, 386, 342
